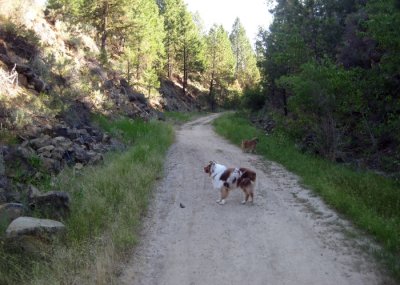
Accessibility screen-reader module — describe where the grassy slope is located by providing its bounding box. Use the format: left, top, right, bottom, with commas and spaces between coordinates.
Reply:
214, 112, 400, 280
1, 117, 174, 284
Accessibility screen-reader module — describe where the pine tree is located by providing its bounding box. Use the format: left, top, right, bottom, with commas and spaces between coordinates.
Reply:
79, 0, 133, 61
205, 25, 235, 110
229, 17, 260, 89
122, 0, 165, 93
158, 0, 183, 78
176, 9, 205, 94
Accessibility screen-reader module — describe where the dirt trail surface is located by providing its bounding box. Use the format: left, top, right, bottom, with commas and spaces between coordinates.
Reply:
120, 114, 393, 285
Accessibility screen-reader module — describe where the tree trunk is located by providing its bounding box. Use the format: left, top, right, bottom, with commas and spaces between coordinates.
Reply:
183, 44, 187, 95
127, 60, 131, 85
136, 45, 140, 82
282, 89, 288, 116
167, 34, 172, 79
235, 45, 239, 79
209, 73, 215, 111
100, 1, 109, 56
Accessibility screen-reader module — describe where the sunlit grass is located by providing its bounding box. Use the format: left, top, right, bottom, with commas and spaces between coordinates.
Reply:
214, 112, 400, 280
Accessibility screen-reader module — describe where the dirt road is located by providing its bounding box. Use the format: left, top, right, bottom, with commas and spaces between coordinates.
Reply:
120, 114, 393, 285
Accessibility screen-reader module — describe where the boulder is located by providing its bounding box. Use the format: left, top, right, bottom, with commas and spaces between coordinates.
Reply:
17, 145, 36, 160
6, 217, 65, 238
28, 185, 41, 199
29, 190, 70, 220
0, 203, 25, 224
18, 73, 29, 87
73, 145, 90, 164
37, 145, 55, 153
53, 126, 69, 137
30, 135, 51, 149
51, 147, 66, 160
0, 188, 6, 203
41, 157, 61, 173
87, 151, 103, 165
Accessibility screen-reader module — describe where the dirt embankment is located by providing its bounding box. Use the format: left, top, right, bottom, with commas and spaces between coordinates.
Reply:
120, 114, 394, 285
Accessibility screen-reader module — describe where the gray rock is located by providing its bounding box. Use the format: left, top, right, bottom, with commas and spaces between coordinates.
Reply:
28, 185, 41, 199
88, 152, 103, 165
41, 157, 61, 173
30, 135, 51, 149
0, 203, 25, 224
17, 145, 36, 159
6, 217, 65, 238
51, 147, 65, 160
0, 149, 4, 176
29, 191, 70, 220
37, 145, 55, 153
0, 188, 6, 203
73, 146, 90, 163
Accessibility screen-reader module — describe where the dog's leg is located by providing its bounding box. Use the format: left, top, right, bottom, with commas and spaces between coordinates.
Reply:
219, 187, 229, 205
249, 192, 254, 203
216, 189, 221, 203
216, 188, 224, 203
241, 188, 248, 204
241, 192, 249, 204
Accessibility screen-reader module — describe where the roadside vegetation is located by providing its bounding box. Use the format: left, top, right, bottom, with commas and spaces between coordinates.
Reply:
214, 112, 400, 280
0, 117, 174, 284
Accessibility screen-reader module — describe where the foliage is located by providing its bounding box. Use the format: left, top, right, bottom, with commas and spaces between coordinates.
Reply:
277, 60, 362, 160
255, 0, 400, 173
241, 84, 265, 111
214, 112, 400, 281
120, 0, 165, 91
229, 18, 260, 89
204, 25, 235, 110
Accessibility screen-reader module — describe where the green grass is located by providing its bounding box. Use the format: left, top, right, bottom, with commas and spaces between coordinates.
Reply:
0, 117, 174, 284
214, 112, 400, 280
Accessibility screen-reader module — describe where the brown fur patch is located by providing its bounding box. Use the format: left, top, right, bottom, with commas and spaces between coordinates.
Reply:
238, 168, 256, 182
219, 168, 235, 181
241, 137, 259, 153
203, 164, 211, 175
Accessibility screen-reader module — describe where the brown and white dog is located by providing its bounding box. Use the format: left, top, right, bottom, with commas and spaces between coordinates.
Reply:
203, 161, 256, 205
241, 137, 259, 153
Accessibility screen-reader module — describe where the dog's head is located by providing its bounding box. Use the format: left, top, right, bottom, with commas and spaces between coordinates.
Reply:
203, 161, 216, 176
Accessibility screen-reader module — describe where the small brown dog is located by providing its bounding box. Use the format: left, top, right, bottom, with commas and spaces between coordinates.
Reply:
241, 137, 259, 153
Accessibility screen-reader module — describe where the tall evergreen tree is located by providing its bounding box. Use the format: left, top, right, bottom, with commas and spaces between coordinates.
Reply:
205, 25, 235, 110
158, 0, 183, 78
229, 18, 260, 89
79, 0, 133, 60
176, 9, 205, 94
121, 0, 165, 93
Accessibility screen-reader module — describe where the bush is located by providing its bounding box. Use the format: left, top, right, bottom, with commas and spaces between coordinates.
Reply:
241, 85, 265, 111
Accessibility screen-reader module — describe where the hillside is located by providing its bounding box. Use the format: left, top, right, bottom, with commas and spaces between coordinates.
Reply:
0, 0, 208, 204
